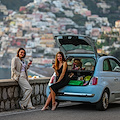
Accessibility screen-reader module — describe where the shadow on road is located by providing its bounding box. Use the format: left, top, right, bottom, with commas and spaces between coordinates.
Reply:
58, 102, 96, 111
57, 102, 120, 111
108, 102, 120, 109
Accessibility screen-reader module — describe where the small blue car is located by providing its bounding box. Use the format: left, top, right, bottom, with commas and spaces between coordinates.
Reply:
46, 35, 120, 110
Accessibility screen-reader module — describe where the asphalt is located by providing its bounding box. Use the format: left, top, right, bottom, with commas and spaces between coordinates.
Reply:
0, 102, 74, 117
1, 102, 120, 120
0, 105, 42, 117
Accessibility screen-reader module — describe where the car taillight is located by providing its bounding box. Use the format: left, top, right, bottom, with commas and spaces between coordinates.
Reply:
92, 77, 98, 85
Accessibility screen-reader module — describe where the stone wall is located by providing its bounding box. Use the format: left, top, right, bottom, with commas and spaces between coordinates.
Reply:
0, 77, 50, 112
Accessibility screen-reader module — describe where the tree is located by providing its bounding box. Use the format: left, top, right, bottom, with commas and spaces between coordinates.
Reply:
110, 48, 120, 60
1, 0, 33, 10
70, 14, 86, 26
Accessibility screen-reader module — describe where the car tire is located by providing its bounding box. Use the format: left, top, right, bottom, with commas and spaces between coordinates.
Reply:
96, 89, 109, 111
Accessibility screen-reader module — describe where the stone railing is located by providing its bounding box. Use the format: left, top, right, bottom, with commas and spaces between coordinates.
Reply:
0, 77, 50, 112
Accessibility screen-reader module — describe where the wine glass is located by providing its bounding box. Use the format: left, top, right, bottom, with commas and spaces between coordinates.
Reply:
52, 60, 55, 65
28, 57, 33, 65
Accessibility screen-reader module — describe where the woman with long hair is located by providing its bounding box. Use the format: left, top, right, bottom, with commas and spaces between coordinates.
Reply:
11, 48, 35, 110
41, 51, 70, 111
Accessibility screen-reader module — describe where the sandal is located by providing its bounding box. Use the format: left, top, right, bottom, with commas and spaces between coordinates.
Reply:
19, 102, 25, 110
41, 106, 49, 111
51, 102, 57, 111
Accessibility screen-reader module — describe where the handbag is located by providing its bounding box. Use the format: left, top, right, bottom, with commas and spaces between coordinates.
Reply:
49, 72, 56, 85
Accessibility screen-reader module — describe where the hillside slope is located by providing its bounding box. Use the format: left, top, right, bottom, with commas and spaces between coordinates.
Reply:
1, 0, 120, 25
1, 0, 33, 10
84, 0, 120, 25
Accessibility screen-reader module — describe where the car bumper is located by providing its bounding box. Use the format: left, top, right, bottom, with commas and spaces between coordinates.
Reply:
46, 84, 105, 103
58, 92, 95, 97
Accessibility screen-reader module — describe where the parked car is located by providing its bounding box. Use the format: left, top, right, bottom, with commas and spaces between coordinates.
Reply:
46, 34, 120, 111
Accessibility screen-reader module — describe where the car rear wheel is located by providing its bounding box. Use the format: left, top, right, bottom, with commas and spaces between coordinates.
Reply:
96, 89, 109, 111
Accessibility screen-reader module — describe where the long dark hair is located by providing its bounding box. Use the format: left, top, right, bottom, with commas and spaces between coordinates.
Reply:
55, 51, 66, 70
17, 48, 26, 58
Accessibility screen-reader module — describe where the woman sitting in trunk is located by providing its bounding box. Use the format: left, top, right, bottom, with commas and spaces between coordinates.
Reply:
72, 58, 82, 70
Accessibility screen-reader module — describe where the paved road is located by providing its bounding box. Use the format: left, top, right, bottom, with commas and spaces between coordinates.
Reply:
0, 102, 120, 120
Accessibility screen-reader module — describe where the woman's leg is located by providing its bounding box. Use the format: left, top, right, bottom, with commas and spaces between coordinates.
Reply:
18, 77, 33, 108
50, 87, 57, 110
50, 87, 56, 105
44, 94, 52, 108
27, 98, 35, 109
41, 94, 52, 110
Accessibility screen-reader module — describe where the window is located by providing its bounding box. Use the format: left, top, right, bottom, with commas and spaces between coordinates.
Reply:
103, 59, 111, 71
109, 59, 120, 72
62, 44, 93, 51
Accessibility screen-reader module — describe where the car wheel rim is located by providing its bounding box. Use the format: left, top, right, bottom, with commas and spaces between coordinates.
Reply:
103, 92, 109, 109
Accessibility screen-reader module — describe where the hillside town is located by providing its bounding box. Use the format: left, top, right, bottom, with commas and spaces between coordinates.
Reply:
0, 0, 120, 77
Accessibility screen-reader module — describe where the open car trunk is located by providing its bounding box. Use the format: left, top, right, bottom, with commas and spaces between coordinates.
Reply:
66, 56, 95, 86
54, 34, 97, 86
67, 69, 94, 86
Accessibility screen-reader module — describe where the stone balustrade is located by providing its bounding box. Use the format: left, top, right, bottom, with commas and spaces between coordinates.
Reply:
0, 77, 50, 112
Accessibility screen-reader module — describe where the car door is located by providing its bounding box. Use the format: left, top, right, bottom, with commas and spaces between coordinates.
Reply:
102, 58, 120, 99
102, 58, 117, 92
109, 58, 120, 99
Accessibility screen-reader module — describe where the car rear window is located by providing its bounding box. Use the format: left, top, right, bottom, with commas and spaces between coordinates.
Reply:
62, 44, 93, 51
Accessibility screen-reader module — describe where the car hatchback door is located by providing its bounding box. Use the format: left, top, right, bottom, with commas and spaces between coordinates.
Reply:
54, 35, 98, 61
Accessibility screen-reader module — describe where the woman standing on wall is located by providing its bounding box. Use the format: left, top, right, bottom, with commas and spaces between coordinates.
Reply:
11, 48, 35, 110
41, 51, 70, 111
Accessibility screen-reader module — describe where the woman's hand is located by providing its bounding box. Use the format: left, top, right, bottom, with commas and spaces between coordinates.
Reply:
75, 67, 80, 70
28, 61, 32, 66
52, 64, 55, 69
52, 64, 59, 76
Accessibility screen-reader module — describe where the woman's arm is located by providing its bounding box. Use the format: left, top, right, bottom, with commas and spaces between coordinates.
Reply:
26, 60, 32, 69
52, 64, 59, 76
11, 58, 21, 76
57, 62, 67, 82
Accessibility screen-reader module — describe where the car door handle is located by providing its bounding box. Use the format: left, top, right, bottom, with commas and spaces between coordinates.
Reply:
114, 78, 118, 81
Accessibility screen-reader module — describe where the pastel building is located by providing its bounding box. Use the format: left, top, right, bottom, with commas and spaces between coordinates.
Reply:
34, 0, 41, 4
34, 0, 51, 4
115, 20, 120, 28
